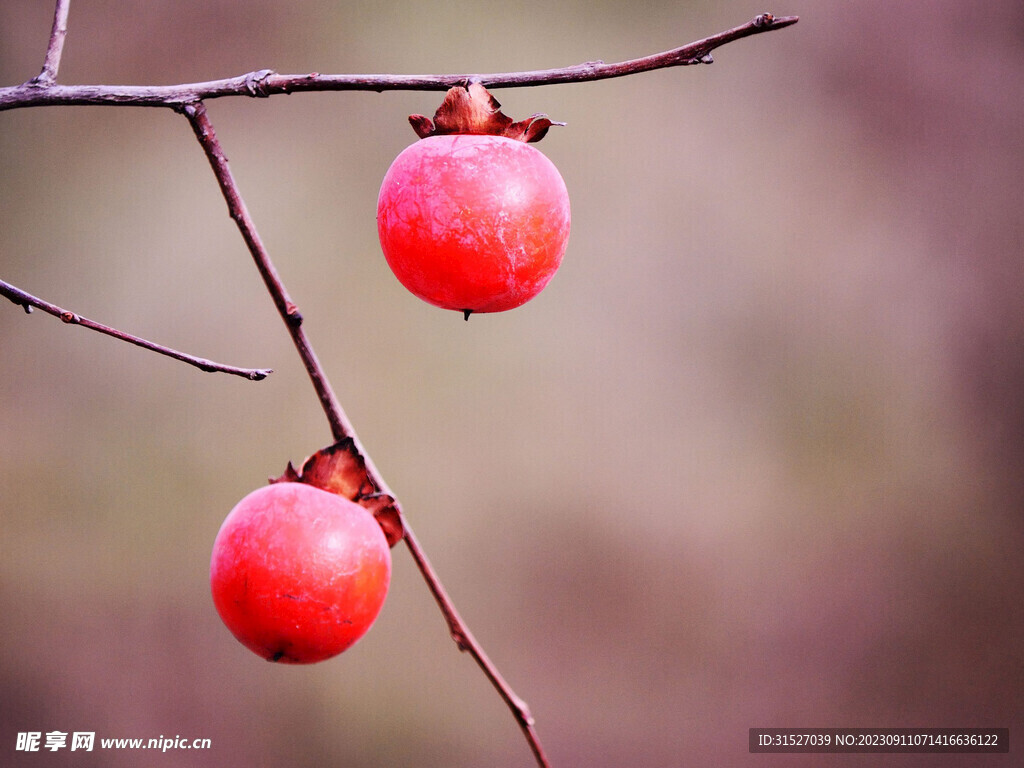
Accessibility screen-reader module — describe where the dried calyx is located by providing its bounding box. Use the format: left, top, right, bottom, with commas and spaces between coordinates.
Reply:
272, 438, 404, 548
409, 82, 564, 143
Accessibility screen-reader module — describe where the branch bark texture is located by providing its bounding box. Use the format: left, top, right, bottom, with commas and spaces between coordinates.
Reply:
31, 0, 70, 85
0, 13, 797, 111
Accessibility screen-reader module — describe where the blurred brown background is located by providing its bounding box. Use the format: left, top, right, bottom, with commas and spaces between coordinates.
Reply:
2, 1, 1022, 766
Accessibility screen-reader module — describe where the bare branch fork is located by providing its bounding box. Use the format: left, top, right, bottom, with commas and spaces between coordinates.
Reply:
2, 0, 270, 380
5, 3, 798, 766
30, 0, 70, 85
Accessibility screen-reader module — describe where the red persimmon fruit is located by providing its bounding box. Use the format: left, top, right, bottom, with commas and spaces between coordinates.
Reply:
210, 482, 391, 664
377, 133, 570, 317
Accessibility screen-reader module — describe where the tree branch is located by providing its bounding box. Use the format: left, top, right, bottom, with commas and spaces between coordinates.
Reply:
0, 277, 272, 380
29, 0, 71, 85
0, 13, 797, 111
181, 99, 551, 768
402, 523, 550, 768
180, 101, 356, 443
7, 6, 800, 764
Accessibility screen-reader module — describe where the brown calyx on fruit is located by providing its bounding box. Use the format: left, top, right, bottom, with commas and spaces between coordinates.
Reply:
409, 82, 564, 143
271, 438, 404, 548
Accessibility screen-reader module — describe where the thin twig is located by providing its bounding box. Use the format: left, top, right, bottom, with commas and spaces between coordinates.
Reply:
179, 101, 356, 444
402, 524, 550, 767
181, 99, 552, 768
0, 278, 272, 380
1, 13, 797, 111
30, 0, 71, 85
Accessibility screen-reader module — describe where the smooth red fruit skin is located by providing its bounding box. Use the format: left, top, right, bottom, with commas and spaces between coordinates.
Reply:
210, 482, 391, 664
377, 134, 570, 314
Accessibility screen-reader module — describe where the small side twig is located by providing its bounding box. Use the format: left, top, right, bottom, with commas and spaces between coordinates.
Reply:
0, 277, 271, 380
180, 99, 551, 768
30, 0, 71, 85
